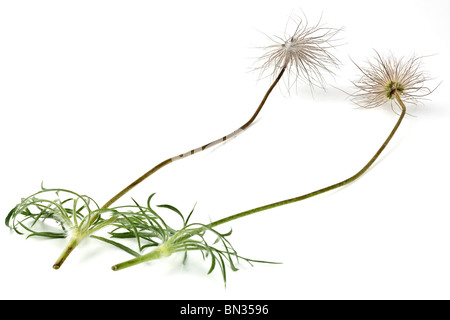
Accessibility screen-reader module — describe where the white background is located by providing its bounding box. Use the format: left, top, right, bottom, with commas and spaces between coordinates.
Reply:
1, 0, 449, 300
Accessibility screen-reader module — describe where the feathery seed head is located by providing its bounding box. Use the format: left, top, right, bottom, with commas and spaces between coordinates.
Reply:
351, 51, 434, 109
256, 14, 342, 91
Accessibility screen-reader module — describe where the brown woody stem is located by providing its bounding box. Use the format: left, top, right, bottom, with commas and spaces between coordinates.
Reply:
53, 67, 286, 269
100, 67, 286, 210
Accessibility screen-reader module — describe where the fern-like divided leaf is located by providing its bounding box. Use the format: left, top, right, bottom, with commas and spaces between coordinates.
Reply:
165, 222, 280, 285
5, 185, 102, 239
109, 194, 281, 285
6, 186, 279, 283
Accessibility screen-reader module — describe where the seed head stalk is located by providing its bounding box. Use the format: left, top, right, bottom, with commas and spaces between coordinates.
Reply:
52, 67, 286, 270
209, 91, 406, 228
112, 93, 407, 271
54, 14, 342, 270
101, 66, 286, 210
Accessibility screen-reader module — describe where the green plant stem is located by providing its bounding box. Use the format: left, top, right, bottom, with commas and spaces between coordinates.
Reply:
112, 94, 407, 271
53, 236, 79, 269
111, 244, 172, 271
209, 93, 407, 228
53, 67, 286, 270
52, 214, 119, 269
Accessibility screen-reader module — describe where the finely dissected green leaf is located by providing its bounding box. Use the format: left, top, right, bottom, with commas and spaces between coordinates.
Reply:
26, 232, 66, 239
90, 235, 141, 258
6, 187, 98, 239
185, 204, 196, 226
107, 198, 280, 284
110, 231, 155, 239
6, 186, 279, 284
157, 204, 185, 225
5, 206, 17, 228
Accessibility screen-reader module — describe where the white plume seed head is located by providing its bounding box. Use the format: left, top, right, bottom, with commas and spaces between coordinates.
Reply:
255, 14, 343, 92
350, 51, 435, 110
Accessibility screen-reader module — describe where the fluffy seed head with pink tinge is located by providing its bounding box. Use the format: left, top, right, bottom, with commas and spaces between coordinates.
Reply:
350, 51, 435, 109
256, 15, 343, 91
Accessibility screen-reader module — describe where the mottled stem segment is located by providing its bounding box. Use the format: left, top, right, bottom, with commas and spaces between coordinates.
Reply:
112, 94, 408, 271
101, 67, 286, 210
53, 67, 286, 270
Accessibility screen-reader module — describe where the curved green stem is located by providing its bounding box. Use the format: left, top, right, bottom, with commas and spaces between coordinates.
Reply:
53, 236, 80, 269
209, 93, 407, 228
52, 212, 119, 269
53, 67, 286, 269
112, 95, 408, 271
